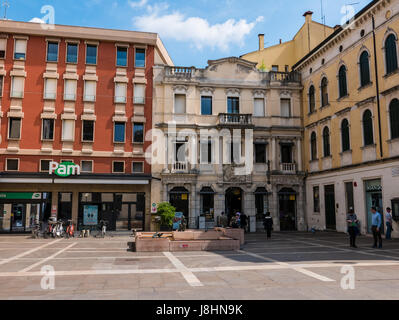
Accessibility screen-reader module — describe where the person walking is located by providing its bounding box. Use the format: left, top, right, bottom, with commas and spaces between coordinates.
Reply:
371, 207, 383, 249
385, 207, 393, 240
229, 214, 239, 228
346, 208, 359, 248
240, 212, 248, 232
263, 212, 273, 239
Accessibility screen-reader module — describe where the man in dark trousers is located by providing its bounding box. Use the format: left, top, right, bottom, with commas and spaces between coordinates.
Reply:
240, 212, 248, 232
263, 212, 273, 239
371, 207, 383, 249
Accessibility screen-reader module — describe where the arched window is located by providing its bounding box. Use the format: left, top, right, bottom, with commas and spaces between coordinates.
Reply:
323, 127, 330, 157
338, 65, 348, 98
311, 132, 317, 161
359, 51, 371, 87
363, 110, 374, 146
309, 85, 315, 113
385, 34, 398, 74
341, 119, 350, 152
321, 77, 328, 107
390, 99, 399, 139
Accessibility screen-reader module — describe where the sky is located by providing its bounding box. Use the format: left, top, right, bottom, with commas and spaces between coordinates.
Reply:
1, 0, 372, 67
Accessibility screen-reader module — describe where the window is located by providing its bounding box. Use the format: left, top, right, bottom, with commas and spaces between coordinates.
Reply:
116, 47, 128, 67
200, 187, 214, 221
281, 144, 292, 164
132, 162, 144, 173
82, 120, 94, 142
280, 98, 291, 117
359, 51, 371, 87
385, 34, 398, 74
363, 110, 374, 146
309, 85, 315, 113
11, 76, 24, 98
134, 84, 145, 104
227, 97, 239, 114
84, 80, 96, 102
389, 99, 399, 139
133, 123, 144, 143
285, 65, 289, 72
42, 119, 54, 140
338, 65, 348, 98
44, 78, 57, 100
40, 160, 51, 172
200, 140, 212, 164
323, 127, 330, 157
115, 82, 127, 103
313, 186, 320, 213
114, 122, 125, 143
66, 43, 78, 63
135, 48, 145, 67
6, 159, 19, 171
8, 118, 21, 139
341, 119, 350, 152
81, 161, 93, 173
255, 188, 268, 219
175, 142, 187, 162
174, 94, 186, 114
320, 78, 329, 108
345, 182, 354, 212
62, 120, 74, 141
86, 44, 97, 65
311, 132, 317, 161
255, 143, 267, 164
0, 38, 6, 59
113, 161, 125, 173
64, 79, 77, 101
201, 96, 213, 115
0, 75, 3, 97
271, 65, 278, 72
254, 98, 265, 117
47, 42, 58, 62
14, 39, 26, 60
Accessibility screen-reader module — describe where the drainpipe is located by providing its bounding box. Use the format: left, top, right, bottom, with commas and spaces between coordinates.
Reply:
372, 15, 383, 158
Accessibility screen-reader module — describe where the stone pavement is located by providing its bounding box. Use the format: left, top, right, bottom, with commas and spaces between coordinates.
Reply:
0, 231, 398, 300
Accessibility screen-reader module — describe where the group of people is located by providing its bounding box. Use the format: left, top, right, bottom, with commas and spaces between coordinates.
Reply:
347, 206, 394, 249
217, 210, 274, 239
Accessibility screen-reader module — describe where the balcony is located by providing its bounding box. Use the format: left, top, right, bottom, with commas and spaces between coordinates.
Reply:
10, 91, 23, 98
280, 163, 296, 174
134, 97, 145, 104
172, 161, 188, 173
84, 95, 96, 102
165, 66, 195, 79
44, 92, 56, 100
114, 96, 127, 104
218, 113, 253, 127
64, 93, 76, 101
262, 71, 301, 84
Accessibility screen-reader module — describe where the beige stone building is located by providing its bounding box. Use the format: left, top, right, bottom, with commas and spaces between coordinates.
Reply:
151, 57, 305, 231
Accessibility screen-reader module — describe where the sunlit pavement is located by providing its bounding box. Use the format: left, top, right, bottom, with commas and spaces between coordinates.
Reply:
0, 231, 399, 300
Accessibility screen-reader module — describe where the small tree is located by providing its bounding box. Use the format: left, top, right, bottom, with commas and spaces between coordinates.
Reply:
157, 202, 176, 229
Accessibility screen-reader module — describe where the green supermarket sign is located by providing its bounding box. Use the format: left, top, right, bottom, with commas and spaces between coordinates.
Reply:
49, 161, 81, 177
0, 193, 41, 200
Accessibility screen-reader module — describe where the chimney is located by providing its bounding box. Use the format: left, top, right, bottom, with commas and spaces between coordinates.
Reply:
303, 11, 313, 23
258, 34, 265, 51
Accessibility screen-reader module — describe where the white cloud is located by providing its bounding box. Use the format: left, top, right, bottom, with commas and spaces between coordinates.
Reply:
134, 8, 263, 51
29, 17, 45, 24
129, 0, 148, 8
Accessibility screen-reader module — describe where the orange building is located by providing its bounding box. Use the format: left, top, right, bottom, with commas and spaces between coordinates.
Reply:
0, 20, 172, 233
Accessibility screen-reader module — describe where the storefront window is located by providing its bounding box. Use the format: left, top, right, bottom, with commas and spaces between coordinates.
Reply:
200, 187, 215, 222
255, 188, 269, 220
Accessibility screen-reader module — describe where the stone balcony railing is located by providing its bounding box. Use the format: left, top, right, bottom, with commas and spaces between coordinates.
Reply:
171, 161, 188, 173
218, 113, 253, 126
262, 71, 301, 84
165, 66, 195, 79
280, 163, 296, 174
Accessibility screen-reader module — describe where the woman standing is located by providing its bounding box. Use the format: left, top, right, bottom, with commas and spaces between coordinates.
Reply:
347, 208, 359, 248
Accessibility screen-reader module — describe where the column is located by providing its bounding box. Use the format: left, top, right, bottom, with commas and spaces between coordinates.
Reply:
72, 191, 79, 226
272, 138, 277, 171
297, 138, 302, 172
164, 133, 169, 172
51, 192, 58, 219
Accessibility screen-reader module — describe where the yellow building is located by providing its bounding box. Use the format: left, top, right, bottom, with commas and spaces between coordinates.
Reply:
241, 11, 334, 72
292, 0, 399, 236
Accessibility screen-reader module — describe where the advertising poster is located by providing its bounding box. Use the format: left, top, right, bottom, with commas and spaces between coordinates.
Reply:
173, 212, 184, 231
83, 205, 98, 226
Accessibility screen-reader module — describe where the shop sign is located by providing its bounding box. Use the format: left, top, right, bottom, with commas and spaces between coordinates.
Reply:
365, 180, 382, 192
49, 161, 81, 177
0, 192, 41, 200
151, 203, 158, 214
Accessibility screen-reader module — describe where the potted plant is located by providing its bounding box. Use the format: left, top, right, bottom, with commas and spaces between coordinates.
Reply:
157, 202, 176, 231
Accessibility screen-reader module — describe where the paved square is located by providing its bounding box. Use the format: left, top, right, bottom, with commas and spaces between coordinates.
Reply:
0, 232, 398, 300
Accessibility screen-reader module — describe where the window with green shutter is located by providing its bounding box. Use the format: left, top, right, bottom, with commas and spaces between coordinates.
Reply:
385, 34, 398, 74
390, 99, 399, 139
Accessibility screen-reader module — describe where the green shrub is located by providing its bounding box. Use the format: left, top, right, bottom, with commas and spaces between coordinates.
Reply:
157, 202, 176, 228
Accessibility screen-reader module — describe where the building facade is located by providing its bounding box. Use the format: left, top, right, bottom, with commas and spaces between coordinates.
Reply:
292, 0, 399, 236
151, 57, 305, 231
0, 20, 172, 233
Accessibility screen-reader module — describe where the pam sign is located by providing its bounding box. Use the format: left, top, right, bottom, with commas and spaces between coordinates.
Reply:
49, 161, 81, 177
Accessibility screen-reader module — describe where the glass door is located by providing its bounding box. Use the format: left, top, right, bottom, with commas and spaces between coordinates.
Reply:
11, 204, 26, 232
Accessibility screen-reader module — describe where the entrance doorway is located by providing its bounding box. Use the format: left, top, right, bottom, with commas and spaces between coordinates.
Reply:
225, 187, 243, 223
278, 188, 297, 231
169, 187, 190, 222
365, 179, 384, 234
324, 185, 336, 230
